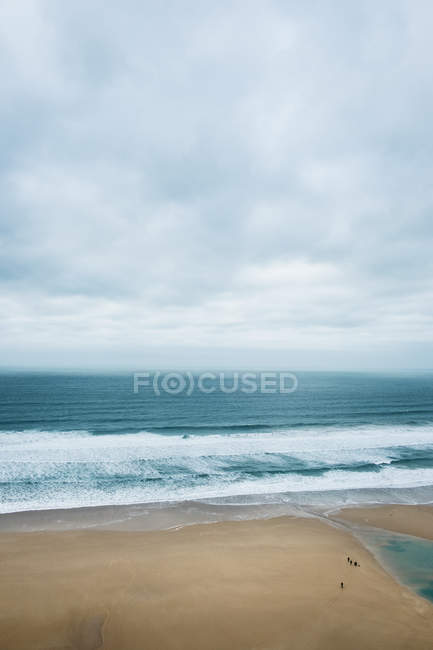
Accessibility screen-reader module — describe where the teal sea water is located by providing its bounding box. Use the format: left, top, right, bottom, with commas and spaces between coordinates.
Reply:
354, 528, 433, 604
1, 371, 433, 513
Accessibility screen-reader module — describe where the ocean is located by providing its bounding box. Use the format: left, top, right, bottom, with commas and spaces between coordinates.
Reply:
1, 371, 433, 514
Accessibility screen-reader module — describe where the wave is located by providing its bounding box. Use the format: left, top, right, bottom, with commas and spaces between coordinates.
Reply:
93, 415, 433, 433
2, 453, 433, 486
2, 425, 433, 513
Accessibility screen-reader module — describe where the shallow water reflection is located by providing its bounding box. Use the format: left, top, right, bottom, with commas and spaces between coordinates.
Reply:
355, 528, 433, 603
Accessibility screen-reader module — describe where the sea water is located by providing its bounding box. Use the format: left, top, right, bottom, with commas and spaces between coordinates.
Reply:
353, 527, 433, 604
1, 371, 433, 513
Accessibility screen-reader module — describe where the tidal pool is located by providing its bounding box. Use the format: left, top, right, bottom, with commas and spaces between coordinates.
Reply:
355, 527, 433, 603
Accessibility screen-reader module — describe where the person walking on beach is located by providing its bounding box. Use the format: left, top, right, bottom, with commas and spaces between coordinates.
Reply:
340, 582, 344, 589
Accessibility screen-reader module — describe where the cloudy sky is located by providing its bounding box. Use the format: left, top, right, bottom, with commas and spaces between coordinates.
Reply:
1, 1, 433, 370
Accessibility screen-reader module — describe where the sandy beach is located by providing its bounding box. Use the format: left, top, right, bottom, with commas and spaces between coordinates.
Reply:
1, 512, 433, 650
337, 504, 433, 541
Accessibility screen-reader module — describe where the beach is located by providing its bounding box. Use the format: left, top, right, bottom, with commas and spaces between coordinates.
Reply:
2, 372, 433, 648
337, 504, 433, 541
1, 509, 433, 650
2, 0, 433, 640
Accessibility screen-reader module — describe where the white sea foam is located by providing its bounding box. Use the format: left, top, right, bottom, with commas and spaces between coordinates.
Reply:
1, 425, 433, 513
1, 424, 433, 456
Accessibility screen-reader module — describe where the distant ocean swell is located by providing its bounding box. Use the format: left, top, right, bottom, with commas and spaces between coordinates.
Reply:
1, 425, 433, 513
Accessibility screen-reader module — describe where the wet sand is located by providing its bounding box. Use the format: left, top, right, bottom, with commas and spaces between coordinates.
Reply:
337, 504, 433, 541
1, 515, 433, 650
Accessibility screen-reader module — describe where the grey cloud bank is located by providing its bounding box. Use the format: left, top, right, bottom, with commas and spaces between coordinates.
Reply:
1, 1, 433, 369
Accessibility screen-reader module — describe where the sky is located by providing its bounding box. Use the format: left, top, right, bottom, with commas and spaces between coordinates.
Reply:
1, 0, 433, 370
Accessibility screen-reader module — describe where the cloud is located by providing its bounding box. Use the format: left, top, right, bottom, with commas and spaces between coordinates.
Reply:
1, 0, 433, 368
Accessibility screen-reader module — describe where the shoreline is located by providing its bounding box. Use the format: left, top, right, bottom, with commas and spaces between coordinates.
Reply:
1, 503, 433, 648
0, 500, 310, 532
1, 485, 433, 532
334, 504, 433, 541
2, 512, 433, 649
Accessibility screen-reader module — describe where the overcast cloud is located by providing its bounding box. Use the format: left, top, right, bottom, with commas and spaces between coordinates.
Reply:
1, 0, 433, 369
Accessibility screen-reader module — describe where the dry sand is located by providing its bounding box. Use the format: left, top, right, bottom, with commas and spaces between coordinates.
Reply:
337, 504, 433, 541
1, 514, 433, 650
